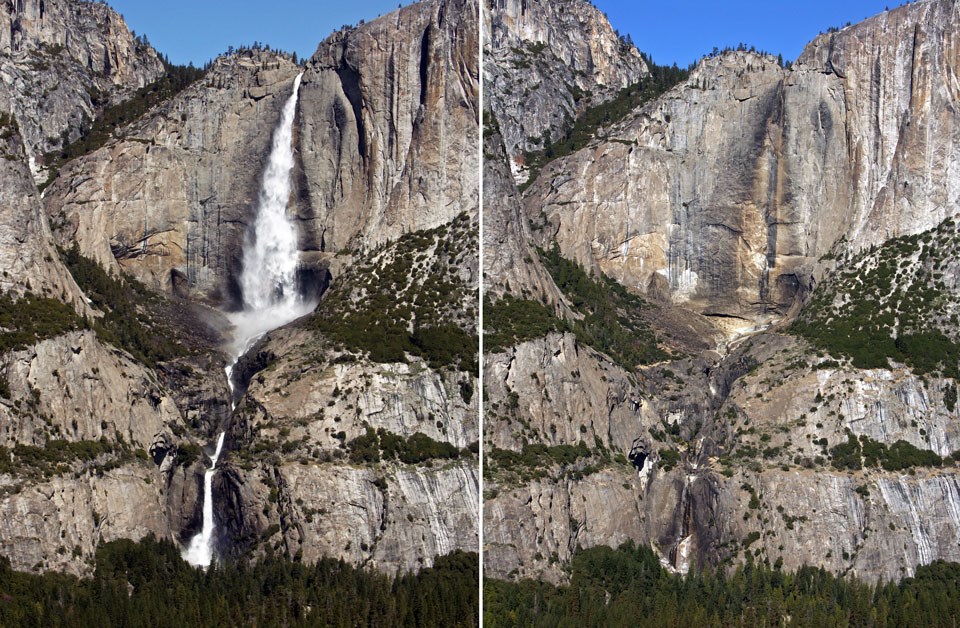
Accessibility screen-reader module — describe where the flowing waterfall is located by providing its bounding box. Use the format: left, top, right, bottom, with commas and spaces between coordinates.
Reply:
181, 432, 226, 568
183, 72, 311, 568
227, 71, 316, 363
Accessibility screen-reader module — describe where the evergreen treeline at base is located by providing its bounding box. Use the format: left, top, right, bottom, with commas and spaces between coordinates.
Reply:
484, 541, 960, 627
0, 536, 478, 627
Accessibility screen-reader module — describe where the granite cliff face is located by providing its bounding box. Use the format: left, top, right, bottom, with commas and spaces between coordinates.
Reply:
0, 329, 225, 575
46, 51, 302, 301
0, 0, 164, 170
484, 0, 960, 585
0, 0, 478, 577
521, 0, 960, 323
219, 321, 479, 574
484, 0, 646, 161
301, 0, 479, 254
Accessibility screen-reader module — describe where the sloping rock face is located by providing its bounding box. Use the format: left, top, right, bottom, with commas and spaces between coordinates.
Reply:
0, 1, 130, 302
0, 119, 84, 302
481, 125, 562, 303
484, 0, 960, 585
484, 0, 647, 159
0, 0, 164, 167
0, 2, 231, 577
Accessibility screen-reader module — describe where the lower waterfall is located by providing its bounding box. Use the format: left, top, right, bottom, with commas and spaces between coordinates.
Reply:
180, 432, 226, 568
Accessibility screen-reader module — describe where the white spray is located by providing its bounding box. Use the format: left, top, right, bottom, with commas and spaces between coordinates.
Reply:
183, 72, 311, 568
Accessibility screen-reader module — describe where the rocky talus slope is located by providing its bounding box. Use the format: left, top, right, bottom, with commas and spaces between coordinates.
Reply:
0, 0, 477, 576
484, 0, 960, 585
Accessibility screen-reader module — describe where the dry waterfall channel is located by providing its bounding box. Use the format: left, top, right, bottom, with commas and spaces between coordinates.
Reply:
183, 72, 315, 568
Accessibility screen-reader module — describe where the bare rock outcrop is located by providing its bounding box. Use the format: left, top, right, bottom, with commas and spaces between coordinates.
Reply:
484, 0, 647, 158
0, 119, 85, 302
481, 125, 562, 302
0, 0, 164, 167
299, 0, 479, 253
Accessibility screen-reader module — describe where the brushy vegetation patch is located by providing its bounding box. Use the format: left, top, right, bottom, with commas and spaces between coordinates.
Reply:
0, 111, 20, 160
487, 442, 591, 470
41, 61, 206, 188
793, 218, 960, 377
483, 294, 566, 353
59, 243, 187, 367
346, 427, 465, 465
174, 442, 203, 467
0, 535, 478, 627
484, 442, 624, 486
485, 541, 960, 627
519, 53, 689, 191
0, 111, 17, 140
0, 291, 85, 354
824, 430, 951, 472
0, 438, 147, 479
310, 213, 478, 374
539, 245, 670, 370
481, 248, 669, 368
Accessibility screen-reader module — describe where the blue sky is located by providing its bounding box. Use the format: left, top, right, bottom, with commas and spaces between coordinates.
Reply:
596, 0, 910, 67
108, 0, 410, 66
110, 0, 910, 69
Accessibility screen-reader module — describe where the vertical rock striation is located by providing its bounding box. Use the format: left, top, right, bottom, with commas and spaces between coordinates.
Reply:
298, 0, 479, 254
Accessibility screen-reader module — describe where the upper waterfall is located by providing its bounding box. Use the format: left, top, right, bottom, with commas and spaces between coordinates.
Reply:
227, 71, 317, 363
240, 72, 304, 312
